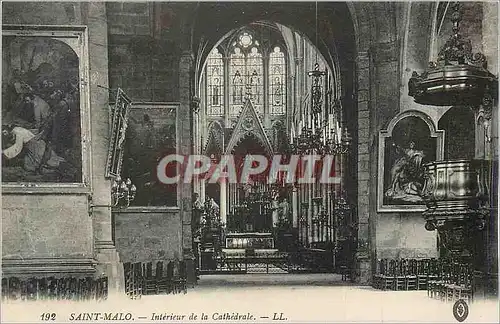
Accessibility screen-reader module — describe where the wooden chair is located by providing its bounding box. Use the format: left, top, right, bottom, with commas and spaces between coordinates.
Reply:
427, 258, 441, 298
38, 278, 48, 300
406, 274, 418, 290
123, 262, 133, 297
372, 260, 383, 289
131, 262, 143, 299
155, 261, 170, 294
174, 260, 187, 294
98, 277, 109, 301
142, 262, 156, 295
165, 261, 175, 294
394, 259, 406, 291
341, 266, 350, 282
417, 259, 429, 290
405, 259, 418, 290
84, 277, 94, 301
382, 259, 396, 291
454, 263, 473, 303
46, 277, 58, 300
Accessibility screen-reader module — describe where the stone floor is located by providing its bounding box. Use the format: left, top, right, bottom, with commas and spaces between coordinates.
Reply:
2, 274, 499, 323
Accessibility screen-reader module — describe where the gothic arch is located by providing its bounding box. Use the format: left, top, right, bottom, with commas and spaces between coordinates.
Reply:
204, 120, 224, 156
224, 100, 274, 156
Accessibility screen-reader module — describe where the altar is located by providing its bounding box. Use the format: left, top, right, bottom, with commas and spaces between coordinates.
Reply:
225, 232, 274, 249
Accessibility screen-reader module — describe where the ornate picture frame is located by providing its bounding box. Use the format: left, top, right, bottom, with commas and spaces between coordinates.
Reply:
378, 110, 444, 212
2, 25, 91, 193
105, 88, 132, 179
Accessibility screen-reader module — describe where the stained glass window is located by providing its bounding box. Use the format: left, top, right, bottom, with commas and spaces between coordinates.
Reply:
269, 46, 286, 114
229, 47, 246, 115
247, 47, 263, 114
206, 48, 224, 115
206, 31, 288, 118
239, 32, 253, 48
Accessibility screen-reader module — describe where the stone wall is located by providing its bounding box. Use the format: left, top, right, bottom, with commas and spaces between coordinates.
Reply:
2, 195, 93, 268
106, 2, 183, 102
2, 2, 114, 280
113, 209, 182, 262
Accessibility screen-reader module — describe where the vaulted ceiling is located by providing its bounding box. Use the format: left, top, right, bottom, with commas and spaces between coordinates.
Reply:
188, 2, 357, 75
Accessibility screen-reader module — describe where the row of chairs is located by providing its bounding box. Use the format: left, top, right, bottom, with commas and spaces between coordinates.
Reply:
1, 276, 108, 301
123, 260, 187, 299
374, 258, 430, 291
372, 258, 472, 298
427, 261, 473, 303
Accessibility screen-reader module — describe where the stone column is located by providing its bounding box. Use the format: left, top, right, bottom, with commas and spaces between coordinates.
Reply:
192, 96, 201, 197
85, 2, 125, 295
354, 51, 371, 285
292, 187, 298, 227
179, 50, 196, 284
219, 178, 227, 225
200, 179, 206, 203
224, 56, 230, 126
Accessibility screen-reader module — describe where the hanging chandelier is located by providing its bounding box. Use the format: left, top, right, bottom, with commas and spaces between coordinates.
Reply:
289, 2, 351, 156
408, 2, 497, 109
290, 64, 351, 156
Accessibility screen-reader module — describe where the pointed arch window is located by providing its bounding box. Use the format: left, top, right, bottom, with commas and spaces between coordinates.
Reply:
229, 47, 246, 115
247, 47, 263, 114
206, 48, 224, 115
269, 46, 286, 115
205, 30, 288, 118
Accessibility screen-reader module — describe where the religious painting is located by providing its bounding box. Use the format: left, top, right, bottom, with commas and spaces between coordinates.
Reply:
2, 26, 89, 186
378, 110, 444, 212
121, 103, 178, 207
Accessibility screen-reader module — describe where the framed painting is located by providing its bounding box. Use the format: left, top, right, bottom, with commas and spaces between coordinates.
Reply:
377, 110, 444, 212
120, 103, 179, 208
2, 25, 90, 192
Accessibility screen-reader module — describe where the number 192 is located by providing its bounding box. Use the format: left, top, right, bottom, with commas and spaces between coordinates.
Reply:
40, 313, 56, 321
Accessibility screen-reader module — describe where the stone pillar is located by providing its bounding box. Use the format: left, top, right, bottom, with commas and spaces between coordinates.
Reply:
355, 51, 371, 285
224, 55, 230, 127
292, 187, 298, 227
179, 50, 196, 284
200, 179, 206, 203
220, 178, 227, 225
85, 2, 124, 295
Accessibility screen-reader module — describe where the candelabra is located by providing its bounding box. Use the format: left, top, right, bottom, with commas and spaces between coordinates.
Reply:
289, 63, 352, 156
111, 176, 137, 207
334, 195, 351, 227
88, 176, 136, 215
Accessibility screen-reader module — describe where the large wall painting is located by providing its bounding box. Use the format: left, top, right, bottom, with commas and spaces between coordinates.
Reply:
121, 103, 178, 207
2, 26, 89, 188
378, 110, 444, 212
